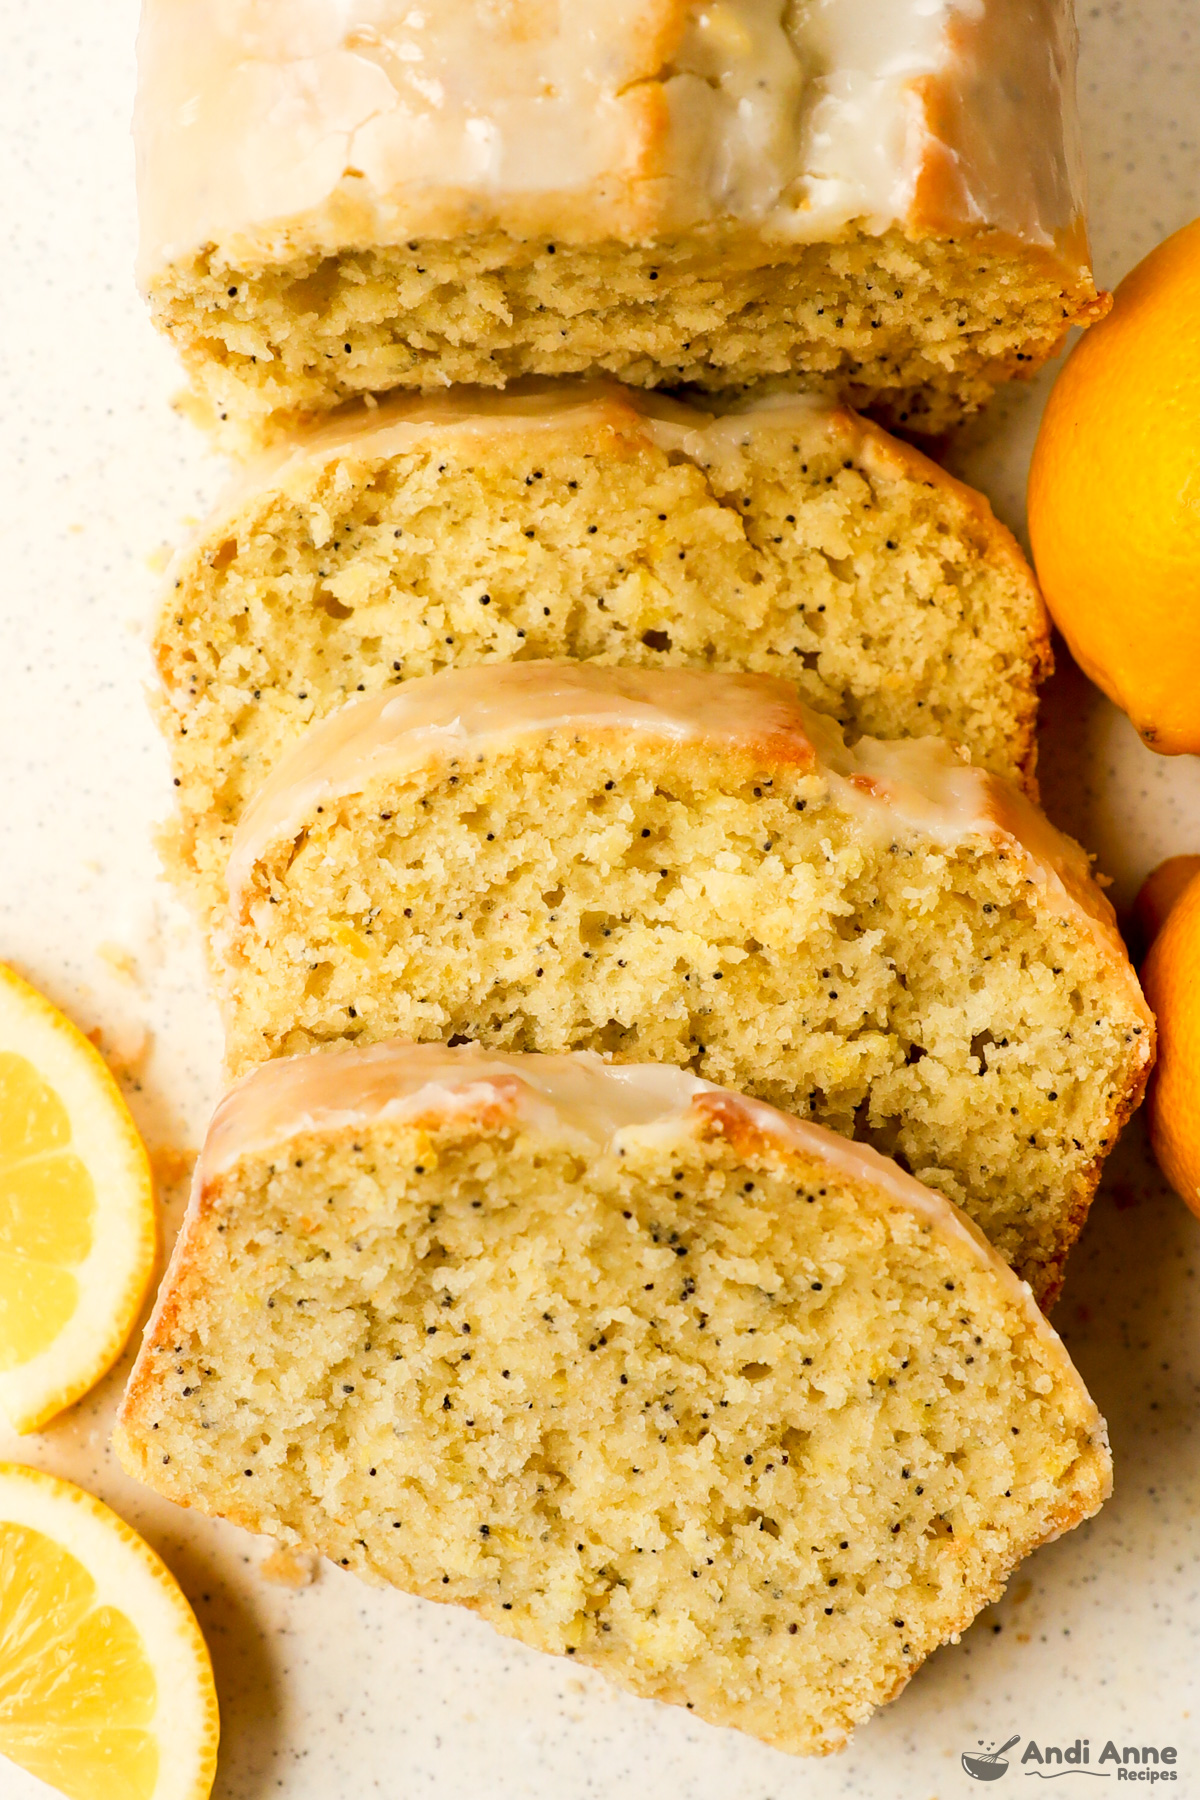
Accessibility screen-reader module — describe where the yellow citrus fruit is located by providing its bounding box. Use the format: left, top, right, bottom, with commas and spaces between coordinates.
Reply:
1134, 853, 1200, 949
0, 1461, 218, 1800
1139, 859, 1200, 1217
0, 966, 156, 1433
1028, 216, 1200, 754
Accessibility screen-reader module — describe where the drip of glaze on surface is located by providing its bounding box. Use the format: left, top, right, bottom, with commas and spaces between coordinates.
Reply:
136, 0, 1087, 275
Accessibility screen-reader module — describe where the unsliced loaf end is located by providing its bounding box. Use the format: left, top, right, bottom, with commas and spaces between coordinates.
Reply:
155, 386, 1049, 930
150, 227, 1104, 448
114, 1046, 1111, 1757
217, 665, 1153, 1302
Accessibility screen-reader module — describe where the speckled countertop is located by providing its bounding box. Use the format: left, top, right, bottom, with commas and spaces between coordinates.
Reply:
2, 4, 1199, 1796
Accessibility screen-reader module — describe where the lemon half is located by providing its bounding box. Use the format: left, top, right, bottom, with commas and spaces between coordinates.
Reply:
0, 966, 157, 1433
0, 1461, 219, 1799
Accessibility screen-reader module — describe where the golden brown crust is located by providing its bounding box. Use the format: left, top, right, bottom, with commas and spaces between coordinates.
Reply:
846, 408, 1054, 793
1036, 1034, 1155, 1311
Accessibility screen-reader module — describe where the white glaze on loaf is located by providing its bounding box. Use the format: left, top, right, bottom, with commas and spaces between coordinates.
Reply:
184, 384, 841, 556
136, 0, 1087, 278
225, 660, 1137, 978
189, 382, 1038, 569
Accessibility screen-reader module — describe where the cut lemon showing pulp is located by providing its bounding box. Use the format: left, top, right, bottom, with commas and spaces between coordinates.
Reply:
0, 1462, 218, 1799
0, 966, 156, 1433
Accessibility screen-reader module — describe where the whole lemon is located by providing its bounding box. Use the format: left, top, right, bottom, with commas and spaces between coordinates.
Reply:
1028, 216, 1200, 754
1139, 858, 1200, 1217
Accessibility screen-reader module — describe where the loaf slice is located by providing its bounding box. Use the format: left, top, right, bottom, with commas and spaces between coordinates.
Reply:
156, 385, 1049, 929
136, 0, 1105, 444
114, 1044, 1111, 1757
216, 663, 1152, 1301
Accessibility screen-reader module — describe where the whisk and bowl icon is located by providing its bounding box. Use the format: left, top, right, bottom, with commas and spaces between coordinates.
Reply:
962, 1735, 1021, 1779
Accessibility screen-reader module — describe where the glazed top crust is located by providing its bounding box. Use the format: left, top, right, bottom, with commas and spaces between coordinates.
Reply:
180, 384, 1035, 591
205, 384, 849, 523
189, 1040, 1107, 1452
223, 660, 1148, 1022
136, 0, 1088, 277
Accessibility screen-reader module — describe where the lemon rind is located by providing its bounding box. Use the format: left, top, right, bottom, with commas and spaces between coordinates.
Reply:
0, 1461, 219, 1800
0, 966, 158, 1433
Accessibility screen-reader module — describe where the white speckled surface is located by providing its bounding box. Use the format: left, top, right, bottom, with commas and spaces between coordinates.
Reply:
1, 4, 1199, 1795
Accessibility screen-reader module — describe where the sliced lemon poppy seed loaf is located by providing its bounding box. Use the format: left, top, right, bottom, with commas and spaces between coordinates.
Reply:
215, 663, 1153, 1302
155, 384, 1049, 930
114, 1044, 1111, 1757
136, 0, 1105, 445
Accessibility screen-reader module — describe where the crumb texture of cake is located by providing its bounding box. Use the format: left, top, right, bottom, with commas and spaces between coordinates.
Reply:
135, 0, 1105, 441
156, 385, 1049, 926
114, 1045, 1112, 1758
216, 664, 1153, 1302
